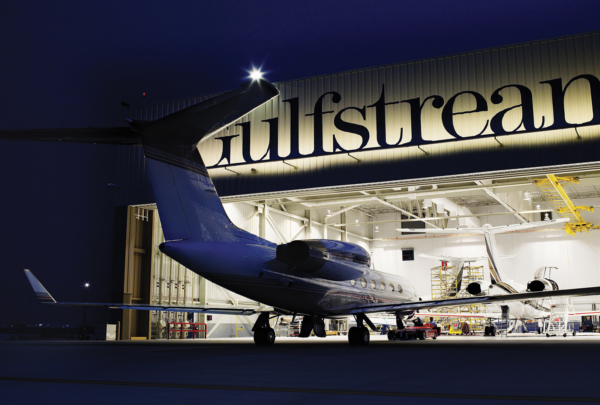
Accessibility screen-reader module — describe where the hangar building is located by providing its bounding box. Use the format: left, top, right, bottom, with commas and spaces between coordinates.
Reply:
8, 31, 600, 340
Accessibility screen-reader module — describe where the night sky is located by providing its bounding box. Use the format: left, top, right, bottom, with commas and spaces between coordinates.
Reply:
1, 0, 599, 327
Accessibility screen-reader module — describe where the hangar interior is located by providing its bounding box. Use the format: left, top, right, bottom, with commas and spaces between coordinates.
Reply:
112, 31, 600, 340
123, 168, 600, 339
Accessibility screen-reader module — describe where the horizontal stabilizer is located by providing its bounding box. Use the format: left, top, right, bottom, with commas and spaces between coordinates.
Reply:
418, 253, 487, 262
400, 227, 484, 234
488, 218, 570, 234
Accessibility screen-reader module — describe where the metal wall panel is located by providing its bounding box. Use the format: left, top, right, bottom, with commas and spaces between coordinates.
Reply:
121, 32, 600, 199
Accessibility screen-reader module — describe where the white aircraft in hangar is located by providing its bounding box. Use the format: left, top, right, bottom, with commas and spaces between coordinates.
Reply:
404, 223, 600, 334
15, 74, 600, 346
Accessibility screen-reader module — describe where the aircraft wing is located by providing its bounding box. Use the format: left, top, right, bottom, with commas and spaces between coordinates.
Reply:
347, 285, 600, 315
489, 218, 569, 234
399, 227, 484, 234
418, 253, 487, 262
24, 270, 271, 315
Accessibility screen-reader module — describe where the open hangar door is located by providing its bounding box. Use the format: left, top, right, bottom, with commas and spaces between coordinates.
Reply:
122, 167, 600, 340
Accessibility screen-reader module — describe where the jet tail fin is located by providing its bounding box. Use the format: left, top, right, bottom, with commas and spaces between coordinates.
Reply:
24, 269, 56, 303
131, 80, 279, 242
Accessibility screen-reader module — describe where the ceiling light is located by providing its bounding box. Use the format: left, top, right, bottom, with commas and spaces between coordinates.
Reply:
355, 219, 360, 226
374, 226, 380, 233
524, 192, 531, 201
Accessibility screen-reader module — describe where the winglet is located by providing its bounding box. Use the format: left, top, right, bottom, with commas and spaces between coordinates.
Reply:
24, 269, 56, 303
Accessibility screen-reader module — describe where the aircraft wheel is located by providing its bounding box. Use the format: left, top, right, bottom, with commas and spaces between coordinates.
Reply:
563, 333, 567, 338
265, 328, 276, 345
358, 327, 370, 346
484, 326, 489, 336
348, 327, 359, 345
387, 331, 395, 341
546, 333, 550, 337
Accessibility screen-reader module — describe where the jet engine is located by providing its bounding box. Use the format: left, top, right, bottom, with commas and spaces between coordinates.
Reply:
276, 240, 370, 281
527, 266, 559, 292
466, 280, 488, 296
527, 278, 559, 292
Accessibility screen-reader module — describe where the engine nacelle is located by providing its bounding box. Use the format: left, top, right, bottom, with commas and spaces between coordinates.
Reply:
466, 280, 488, 296
276, 239, 370, 281
527, 278, 559, 292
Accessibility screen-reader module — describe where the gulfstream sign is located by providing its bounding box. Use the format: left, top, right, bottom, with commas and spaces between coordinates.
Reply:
210, 74, 600, 168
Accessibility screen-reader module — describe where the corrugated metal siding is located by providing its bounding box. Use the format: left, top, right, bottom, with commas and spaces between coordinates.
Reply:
120, 32, 600, 199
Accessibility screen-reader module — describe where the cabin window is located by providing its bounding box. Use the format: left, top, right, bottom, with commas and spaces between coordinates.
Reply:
350, 279, 356, 286
389, 283, 395, 291
397, 284, 403, 293
370, 279, 377, 290
380, 281, 386, 291
360, 277, 367, 288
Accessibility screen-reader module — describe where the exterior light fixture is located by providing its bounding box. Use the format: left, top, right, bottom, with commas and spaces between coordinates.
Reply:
84, 283, 90, 288
249, 69, 263, 81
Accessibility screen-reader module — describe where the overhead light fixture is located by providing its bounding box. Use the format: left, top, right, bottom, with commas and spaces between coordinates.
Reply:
84, 283, 90, 288
355, 219, 360, 226
536, 204, 541, 209
249, 68, 263, 81
524, 192, 531, 201
374, 226, 380, 233
326, 210, 332, 217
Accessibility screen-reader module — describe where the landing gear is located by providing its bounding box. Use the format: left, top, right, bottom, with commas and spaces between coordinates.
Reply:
254, 327, 276, 345
252, 312, 276, 346
348, 327, 370, 346
348, 313, 375, 346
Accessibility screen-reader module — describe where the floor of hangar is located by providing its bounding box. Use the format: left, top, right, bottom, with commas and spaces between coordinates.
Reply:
3, 337, 600, 405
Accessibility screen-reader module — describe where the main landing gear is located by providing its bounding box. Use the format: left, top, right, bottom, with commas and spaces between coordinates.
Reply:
348, 313, 377, 346
253, 313, 276, 345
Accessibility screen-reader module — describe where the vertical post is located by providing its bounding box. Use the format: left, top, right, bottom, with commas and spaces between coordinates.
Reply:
341, 212, 347, 242
260, 204, 267, 239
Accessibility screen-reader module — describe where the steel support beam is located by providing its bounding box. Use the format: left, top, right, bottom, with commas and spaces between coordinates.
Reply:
474, 180, 528, 223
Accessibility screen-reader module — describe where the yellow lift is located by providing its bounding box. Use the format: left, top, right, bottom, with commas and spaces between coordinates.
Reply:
430, 263, 486, 333
532, 175, 599, 236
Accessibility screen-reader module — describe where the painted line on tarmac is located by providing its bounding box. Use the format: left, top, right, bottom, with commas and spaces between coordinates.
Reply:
0, 376, 597, 402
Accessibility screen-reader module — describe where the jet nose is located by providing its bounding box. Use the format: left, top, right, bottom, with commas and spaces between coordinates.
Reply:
159, 243, 165, 252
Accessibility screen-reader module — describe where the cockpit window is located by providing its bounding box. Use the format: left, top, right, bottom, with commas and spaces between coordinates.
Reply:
370, 279, 377, 290
397, 284, 403, 293
389, 283, 395, 291
360, 277, 367, 288
380, 281, 386, 291
350, 279, 356, 286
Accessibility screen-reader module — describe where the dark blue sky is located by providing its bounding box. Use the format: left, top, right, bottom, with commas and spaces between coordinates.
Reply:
2, 0, 600, 130
1, 0, 599, 327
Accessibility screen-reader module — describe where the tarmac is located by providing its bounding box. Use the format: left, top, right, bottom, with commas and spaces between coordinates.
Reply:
1, 334, 600, 404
